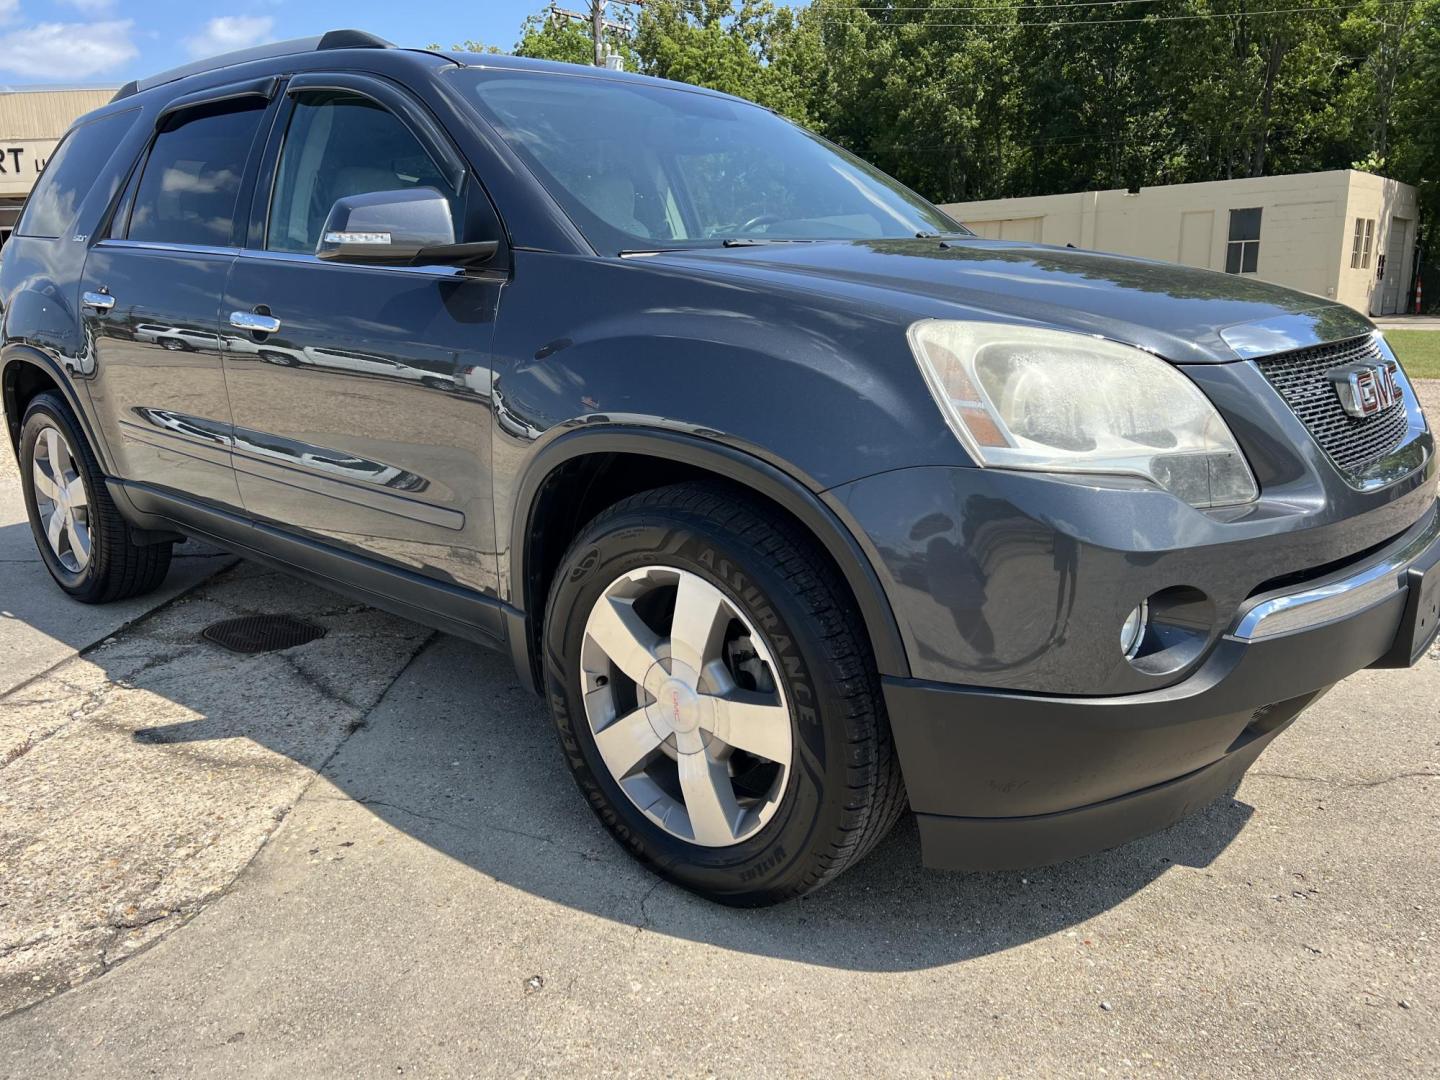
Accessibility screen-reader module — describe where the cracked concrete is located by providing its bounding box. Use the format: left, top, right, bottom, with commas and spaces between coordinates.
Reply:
0, 561, 431, 1015
0, 436, 239, 697
0, 624, 1434, 1077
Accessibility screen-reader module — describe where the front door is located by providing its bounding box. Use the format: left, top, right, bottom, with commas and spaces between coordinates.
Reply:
221, 76, 504, 607
81, 91, 272, 511
1379, 216, 1410, 315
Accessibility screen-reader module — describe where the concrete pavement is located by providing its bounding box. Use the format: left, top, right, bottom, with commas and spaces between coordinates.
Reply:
1376, 316, 1440, 330
0, 436, 236, 697
1, 601, 1437, 1076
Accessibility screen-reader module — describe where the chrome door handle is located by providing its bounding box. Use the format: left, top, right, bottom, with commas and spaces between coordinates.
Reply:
229, 310, 281, 334
82, 291, 115, 311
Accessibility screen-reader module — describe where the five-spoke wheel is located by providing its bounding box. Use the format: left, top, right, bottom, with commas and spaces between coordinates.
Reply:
30, 424, 92, 573
544, 481, 906, 905
20, 391, 173, 603
580, 566, 792, 847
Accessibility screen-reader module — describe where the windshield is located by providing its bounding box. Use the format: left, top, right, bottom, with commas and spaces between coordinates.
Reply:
460, 69, 966, 252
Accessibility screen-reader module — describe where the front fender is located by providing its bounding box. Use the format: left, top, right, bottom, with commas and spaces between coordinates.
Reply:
503, 425, 912, 682
489, 251, 971, 492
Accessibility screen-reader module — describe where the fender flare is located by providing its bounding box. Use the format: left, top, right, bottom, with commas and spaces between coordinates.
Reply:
508, 426, 911, 685
1, 345, 112, 472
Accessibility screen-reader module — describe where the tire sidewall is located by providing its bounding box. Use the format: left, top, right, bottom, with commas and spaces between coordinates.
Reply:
544, 509, 853, 902
19, 396, 105, 595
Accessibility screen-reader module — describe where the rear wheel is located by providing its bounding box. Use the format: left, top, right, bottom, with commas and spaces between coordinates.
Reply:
543, 481, 906, 906
19, 392, 172, 603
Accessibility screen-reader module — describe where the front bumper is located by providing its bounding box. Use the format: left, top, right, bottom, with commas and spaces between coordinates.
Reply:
885, 501, 1440, 871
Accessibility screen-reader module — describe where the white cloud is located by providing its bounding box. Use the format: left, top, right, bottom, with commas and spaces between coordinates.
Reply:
0, 19, 137, 79
184, 15, 275, 59
0, 0, 20, 26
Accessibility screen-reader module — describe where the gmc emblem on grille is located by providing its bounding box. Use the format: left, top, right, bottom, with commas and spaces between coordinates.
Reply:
1327, 360, 1403, 419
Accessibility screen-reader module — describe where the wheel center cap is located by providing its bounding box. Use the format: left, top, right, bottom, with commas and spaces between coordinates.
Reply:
653, 677, 700, 735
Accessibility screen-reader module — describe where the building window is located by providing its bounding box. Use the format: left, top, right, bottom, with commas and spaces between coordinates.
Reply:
1225, 207, 1262, 274
1351, 217, 1376, 269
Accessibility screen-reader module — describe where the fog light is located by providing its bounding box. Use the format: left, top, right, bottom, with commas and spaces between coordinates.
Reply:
1121, 601, 1149, 658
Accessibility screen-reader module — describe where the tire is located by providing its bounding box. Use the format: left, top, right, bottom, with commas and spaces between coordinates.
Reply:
543, 481, 907, 906
19, 392, 173, 603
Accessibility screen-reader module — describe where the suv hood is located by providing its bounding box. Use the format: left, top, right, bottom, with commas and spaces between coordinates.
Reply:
645, 238, 1374, 364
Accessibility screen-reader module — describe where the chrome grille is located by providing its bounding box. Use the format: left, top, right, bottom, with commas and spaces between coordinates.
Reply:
1256, 335, 1410, 476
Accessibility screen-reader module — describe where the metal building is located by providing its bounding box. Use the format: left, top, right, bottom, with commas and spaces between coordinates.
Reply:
0, 86, 117, 245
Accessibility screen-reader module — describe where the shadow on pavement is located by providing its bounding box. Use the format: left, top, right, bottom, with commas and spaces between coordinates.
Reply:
127, 628, 1254, 973
0, 520, 233, 696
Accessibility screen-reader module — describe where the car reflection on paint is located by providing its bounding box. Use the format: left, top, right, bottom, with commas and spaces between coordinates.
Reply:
134, 323, 226, 352
224, 337, 458, 390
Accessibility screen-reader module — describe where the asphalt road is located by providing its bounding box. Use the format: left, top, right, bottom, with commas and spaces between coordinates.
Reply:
1, 428, 1438, 1077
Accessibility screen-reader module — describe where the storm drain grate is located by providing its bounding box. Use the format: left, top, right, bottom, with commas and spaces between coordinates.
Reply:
201, 613, 327, 654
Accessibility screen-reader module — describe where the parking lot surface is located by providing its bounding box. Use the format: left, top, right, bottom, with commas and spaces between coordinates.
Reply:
1, 434, 1438, 1077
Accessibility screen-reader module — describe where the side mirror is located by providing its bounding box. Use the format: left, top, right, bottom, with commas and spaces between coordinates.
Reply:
315, 188, 497, 268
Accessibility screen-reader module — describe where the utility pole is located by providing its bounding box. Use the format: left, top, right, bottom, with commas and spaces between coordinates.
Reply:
549, 0, 642, 68
591, 0, 605, 68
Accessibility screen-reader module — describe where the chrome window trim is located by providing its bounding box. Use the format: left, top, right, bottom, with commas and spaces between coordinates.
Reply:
233, 247, 467, 278
95, 238, 241, 257
1233, 502, 1440, 640
92, 238, 467, 278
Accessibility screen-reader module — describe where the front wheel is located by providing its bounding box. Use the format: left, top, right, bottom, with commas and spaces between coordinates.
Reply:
543, 482, 906, 906
19, 392, 173, 603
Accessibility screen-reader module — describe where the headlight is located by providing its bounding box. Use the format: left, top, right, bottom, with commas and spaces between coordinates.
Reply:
908, 320, 1259, 508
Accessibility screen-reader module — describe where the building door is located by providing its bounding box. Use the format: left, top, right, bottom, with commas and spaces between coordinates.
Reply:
999, 216, 1043, 242
1178, 210, 1213, 268
1379, 216, 1410, 314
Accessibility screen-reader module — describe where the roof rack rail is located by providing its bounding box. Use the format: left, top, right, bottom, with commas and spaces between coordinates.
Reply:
110, 29, 396, 103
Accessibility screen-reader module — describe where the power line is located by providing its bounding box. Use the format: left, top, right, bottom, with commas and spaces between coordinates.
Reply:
834, 0, 1376, 10
810, 0, 1413, 26
863, 119, 1326, 153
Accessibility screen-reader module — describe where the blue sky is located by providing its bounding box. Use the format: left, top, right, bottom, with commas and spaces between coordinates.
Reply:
0, 0, 553, 85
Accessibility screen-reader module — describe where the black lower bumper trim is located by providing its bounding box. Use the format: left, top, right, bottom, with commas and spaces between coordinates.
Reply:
915, 717, 1291, 871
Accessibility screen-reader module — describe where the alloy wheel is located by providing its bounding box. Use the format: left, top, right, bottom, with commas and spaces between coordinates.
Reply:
579, 565, 793, 847
31, 425, 91, 573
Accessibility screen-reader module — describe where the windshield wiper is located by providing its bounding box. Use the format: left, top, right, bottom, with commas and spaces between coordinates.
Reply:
619, 238, 827, 256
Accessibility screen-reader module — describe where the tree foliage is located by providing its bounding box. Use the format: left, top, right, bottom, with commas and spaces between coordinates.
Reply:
465, 1, 1440, 228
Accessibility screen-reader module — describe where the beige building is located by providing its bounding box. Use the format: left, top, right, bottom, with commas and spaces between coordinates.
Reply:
0, 86, 117, 243
941, 170, 1420, 317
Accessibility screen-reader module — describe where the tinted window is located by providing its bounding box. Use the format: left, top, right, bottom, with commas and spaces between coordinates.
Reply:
1224, 207, 1262, 275
17, 109, 137, 239
1227, 207, 1262, 242
463, 71, 963, 252
268, 92, 453, 254
128, 101, 265, 247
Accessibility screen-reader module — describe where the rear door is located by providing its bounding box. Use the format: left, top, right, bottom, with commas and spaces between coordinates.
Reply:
221, 72, 505, 608
80, 84, 275, 511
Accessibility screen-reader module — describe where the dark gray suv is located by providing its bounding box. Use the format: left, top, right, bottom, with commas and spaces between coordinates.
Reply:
3, 31, 1436, 906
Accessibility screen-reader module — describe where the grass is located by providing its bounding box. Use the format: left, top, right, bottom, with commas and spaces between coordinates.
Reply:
1386, 329, 1440, 380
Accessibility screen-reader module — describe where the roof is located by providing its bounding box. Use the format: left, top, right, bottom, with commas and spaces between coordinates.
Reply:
0, 84, 121, 95
436, 50, 751, 104
106, 27, 751, 110
111, 29, 401, 102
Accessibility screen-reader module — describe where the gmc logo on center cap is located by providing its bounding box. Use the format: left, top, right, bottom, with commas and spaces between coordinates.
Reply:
1327, 361, 1403, 419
